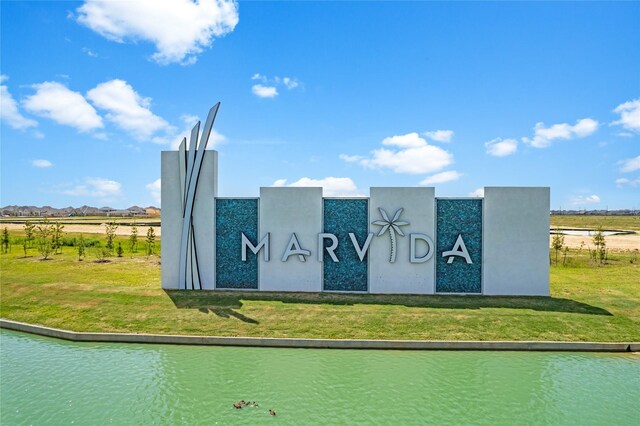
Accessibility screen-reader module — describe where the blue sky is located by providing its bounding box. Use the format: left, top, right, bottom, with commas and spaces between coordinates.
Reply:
1, 1, 639, 210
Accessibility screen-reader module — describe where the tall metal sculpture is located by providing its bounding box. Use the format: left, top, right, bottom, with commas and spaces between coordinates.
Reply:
178, 103, 220, 290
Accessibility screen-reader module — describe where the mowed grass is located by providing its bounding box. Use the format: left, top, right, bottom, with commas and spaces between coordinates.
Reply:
1, 239, 638, 342
550, 214, 640, 231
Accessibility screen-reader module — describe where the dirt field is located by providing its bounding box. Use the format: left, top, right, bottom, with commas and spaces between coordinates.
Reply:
2, 223, 161, 237
551, 234, 639, 250
4, 222, 638, 250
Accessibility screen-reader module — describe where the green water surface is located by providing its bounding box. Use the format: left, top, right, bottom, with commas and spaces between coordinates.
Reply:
1, 329, 638, 425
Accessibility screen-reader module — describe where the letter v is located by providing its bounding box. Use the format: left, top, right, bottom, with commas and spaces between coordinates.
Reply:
349, 232, 374, 262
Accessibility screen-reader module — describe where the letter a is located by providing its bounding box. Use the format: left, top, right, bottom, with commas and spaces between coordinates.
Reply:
442, 234, 473, 264
282, 233, 311, 262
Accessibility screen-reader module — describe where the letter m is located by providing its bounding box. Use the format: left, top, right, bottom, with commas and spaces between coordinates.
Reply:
241, 232, 270, 261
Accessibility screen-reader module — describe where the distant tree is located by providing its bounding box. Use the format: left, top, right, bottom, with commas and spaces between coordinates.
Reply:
145, 226, 156, 256
128, 222, 138, 255
23, 220, 35, 248
551, 229, 565, 265
116, 242, 124, 258
51, 221, 64, 254
105, 221, 118, 254
1, 227, 10, 254
77, 234, 86, 261
36, 220, 53, 260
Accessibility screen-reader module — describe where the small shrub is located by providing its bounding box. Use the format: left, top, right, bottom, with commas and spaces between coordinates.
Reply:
145, 226, 156, 256
592, 226, 606, 265
94, 247, 111, 263
551, 229, 565, 265
77, 235, 86, 261
23, 220, 35, 248
105, 221, 118, 253
1, 227, 10, 254
36, 220, 53, 260
129, 221, 138, 255
116, 242, 124, 258
51, 221, 64, 254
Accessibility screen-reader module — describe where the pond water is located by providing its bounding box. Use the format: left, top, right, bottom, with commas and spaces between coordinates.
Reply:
1, 329, 639, 425
551, 229, 632, 236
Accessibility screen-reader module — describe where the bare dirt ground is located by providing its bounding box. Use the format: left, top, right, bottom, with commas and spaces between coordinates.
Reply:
2, 223, 161, 237
550, 234, 639, 250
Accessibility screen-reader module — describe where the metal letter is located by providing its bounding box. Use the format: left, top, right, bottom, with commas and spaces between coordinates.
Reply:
282, 233, 311, 262
410, 233, 434, 263
442, 234, 473, 264
349, 232, 374, 262
241, 232, 270, 262
318, 233, 339, 262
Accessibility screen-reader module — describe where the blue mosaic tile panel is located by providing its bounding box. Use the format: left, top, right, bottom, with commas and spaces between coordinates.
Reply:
436, 199, 482, 293
215, 198, 259, 289
323, 199, 368, 292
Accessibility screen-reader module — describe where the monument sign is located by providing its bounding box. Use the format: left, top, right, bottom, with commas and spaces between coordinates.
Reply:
162, 105, 550, 295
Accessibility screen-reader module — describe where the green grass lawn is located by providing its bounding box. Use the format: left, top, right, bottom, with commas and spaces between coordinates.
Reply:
1, 241, 638, 342
550, 214, 640, 231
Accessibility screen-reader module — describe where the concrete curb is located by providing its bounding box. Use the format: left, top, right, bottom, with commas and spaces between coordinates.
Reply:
1, 319, 637, 352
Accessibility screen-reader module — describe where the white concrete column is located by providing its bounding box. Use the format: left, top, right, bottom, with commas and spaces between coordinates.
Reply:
161, 150, 217, 290
369, 187, 436, 294
259, 187, 323, 292
482, 187, 549, 296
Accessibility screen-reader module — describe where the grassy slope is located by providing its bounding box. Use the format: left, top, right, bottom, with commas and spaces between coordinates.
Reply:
550, 215, 640, 231
1, 243, 638, 342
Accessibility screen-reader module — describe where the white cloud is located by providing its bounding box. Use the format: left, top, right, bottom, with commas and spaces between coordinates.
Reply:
485, 138, 518, 157
351, 132, 453, 174
382, 133, 426, 148
522, 118, 599, 148
424, 130, 453, 143
569, 194, 601, 206
469, 188, 484, 197
23, 82, 103, 132
0, 76, 38, 129
62, 177, 122, 197
419, 170, 462, 185
282, 77, 299, 90
252, 84, 278, 98
146, 178, 161, 205
615, 177, 640, 187
32, 159, 53, 168
339, 154, 364, 163
612, 99, 640, 133
87, 79, 169, 139
250, 74, 301, 97
618, 155, 640, 173
76, 0, 239, 65
272, 177, 362, 197
82, 47, 98, 57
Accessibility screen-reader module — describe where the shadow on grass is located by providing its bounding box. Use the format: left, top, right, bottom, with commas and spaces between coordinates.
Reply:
197, 306, 259, 324
166, 290, 612, 318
